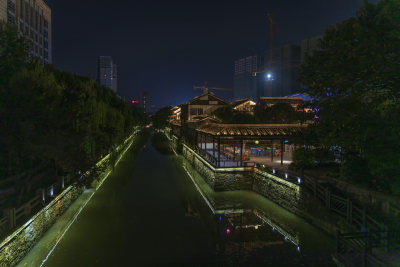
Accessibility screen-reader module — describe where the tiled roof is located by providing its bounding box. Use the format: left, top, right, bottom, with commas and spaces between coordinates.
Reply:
196, 123, 306, 137
232, 98, 251, 107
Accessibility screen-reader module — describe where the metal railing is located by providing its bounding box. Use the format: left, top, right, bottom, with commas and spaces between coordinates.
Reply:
335, 230, 400, 266
0, 176, 72, 239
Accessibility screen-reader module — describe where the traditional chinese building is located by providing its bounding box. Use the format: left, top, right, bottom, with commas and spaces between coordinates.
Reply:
181, 91, 230, 122
232, 98, 256, 115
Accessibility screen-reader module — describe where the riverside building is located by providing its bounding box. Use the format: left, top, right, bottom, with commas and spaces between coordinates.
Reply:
0, 0, 52, 64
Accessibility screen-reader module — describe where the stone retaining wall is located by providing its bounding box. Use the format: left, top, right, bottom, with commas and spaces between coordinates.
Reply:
0, 185, 82, 267
182, 144, 253, 191
180, 141, 344, 235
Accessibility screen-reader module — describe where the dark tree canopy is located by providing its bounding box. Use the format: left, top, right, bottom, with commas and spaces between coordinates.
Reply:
212, 107, 256, 124
152, 106, 173, 129
299, 0, 400, 191
0, 24, 148, 184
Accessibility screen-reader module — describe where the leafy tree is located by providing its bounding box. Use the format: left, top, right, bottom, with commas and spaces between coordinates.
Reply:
0, 25, 148, 198
212, 106, 256, 123
0, 23, 28, 86
152, 106, 172, 129
299, 0, 400, 191
255, 103, 301, 124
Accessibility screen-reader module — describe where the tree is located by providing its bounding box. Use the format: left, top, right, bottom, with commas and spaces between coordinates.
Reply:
255, 103, 301, 124
0, 25, 147, 193
299, 0, 400, 191
0, 23, 28, 86
212, 106, 256, 124
152, 106, 172, 129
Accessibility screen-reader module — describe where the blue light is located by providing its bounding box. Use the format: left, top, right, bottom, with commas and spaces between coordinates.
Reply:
284, 140, 289, 143
266, 73, 274, 81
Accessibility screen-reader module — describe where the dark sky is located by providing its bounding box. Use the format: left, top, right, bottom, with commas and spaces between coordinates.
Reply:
44, 0, 378, 109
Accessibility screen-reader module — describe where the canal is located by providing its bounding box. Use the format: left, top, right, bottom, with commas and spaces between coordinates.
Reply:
19, 131, 335, 266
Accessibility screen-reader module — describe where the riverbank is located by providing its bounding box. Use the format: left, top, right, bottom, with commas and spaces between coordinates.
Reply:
0, 130, 147, 267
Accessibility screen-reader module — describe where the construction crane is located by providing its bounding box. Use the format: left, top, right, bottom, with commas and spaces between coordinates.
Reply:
267, 13, 276, 70
266, 13, 277, 96
252, 14, 301, 78
193, 81, 233, 95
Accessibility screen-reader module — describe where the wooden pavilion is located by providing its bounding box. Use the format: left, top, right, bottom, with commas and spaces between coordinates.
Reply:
195, 123, 306, 168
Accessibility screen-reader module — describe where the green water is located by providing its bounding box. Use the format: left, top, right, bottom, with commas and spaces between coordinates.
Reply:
20, 132, 335, 266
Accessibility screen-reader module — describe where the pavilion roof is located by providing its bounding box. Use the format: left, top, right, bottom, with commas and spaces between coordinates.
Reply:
196, 123, 306, 137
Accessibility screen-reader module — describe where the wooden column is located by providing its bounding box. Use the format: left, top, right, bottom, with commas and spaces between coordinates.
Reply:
270, 140, 274, 162
281, 139, 284, 165
240, 138, 244, 167
218, 137, 221, 167
212, 137, 215, 157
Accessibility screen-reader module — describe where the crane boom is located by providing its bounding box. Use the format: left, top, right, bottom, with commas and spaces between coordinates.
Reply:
266, 13, 276, 96
194, 81, 233, 94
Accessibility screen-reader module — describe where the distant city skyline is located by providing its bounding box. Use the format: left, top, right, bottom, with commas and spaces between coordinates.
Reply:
44, 0, 379, 108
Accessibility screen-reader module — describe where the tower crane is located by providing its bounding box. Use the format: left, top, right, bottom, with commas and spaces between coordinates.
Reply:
193, 81, 233, 95
267, 13, 276, 71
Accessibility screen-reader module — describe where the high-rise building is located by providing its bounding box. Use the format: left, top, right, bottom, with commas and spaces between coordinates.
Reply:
233, 55, 265, 101
300, 35, 322, 63
97, 56, 118, 93
138, 91, 148, 113
264, 44, 301, 97
234, 45, 303, 100
0, 0, 52, 64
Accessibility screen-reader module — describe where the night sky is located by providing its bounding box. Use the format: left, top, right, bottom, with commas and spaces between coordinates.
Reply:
44, 0, 378, 110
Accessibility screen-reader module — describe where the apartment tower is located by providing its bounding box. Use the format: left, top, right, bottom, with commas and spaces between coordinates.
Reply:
97, 56, 118, 93
0, 0, 52, 64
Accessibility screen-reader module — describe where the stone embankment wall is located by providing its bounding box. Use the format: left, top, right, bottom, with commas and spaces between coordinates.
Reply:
182, 144, 253, 191
252, 171, 341, 235
180, 141, 346, 236
0, 185, 82, 266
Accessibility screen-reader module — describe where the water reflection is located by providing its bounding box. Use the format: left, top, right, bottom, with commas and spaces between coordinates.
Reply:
178, 154, 335, 266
